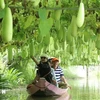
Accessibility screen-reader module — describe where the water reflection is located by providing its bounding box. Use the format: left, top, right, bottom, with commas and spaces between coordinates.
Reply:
0, 88, 28, 100
0, 78, 100, 100
27, 95, 64, 100
27, 96, 55, 100
26, 89, 71, 100
70, 78, 100, 100
0, 88, 71, 100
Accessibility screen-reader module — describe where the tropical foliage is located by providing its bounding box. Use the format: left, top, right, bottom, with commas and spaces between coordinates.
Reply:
0, 0, 100, 65
0, 0, 100, 88
0, 66, 24, 89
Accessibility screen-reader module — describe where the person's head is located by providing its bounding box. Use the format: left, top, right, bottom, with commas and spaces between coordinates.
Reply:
40, 54, 48, 62
48, 57, 53, 66
52, 57, 59, 69
48, 58, 52, 63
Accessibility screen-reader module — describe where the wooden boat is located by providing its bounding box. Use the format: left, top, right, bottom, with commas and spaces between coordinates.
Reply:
27, 92, 71, 100
27, 78, 71, 99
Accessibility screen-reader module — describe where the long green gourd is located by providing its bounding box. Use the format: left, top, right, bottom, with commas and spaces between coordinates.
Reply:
2, 6, 13, 42
8, 45, 13, 61
0, 0, 5, 9
76, 1, 85, 27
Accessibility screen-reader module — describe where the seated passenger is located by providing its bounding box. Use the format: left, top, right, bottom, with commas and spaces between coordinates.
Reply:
51, 57, 71, 88
48, 58, 58, 87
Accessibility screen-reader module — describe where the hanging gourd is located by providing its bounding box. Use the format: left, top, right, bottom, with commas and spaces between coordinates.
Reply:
53, 0, 62, 21
1, 6, 13, 42
71, 16, 78, 37
7, 45, 13, 61
76, 1, 85, 27
0, 0, 5, 9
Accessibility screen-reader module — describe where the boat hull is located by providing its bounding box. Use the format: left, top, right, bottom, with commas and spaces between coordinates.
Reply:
27, 78, 70, 97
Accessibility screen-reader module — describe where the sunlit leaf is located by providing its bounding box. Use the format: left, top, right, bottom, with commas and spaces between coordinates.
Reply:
39, 18, 53, 37
38, 8, 48, 20
23, 15, 34, 29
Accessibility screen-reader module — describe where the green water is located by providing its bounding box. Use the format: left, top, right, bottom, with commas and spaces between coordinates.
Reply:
0, 78, 100, 100
71, 78, 100, 100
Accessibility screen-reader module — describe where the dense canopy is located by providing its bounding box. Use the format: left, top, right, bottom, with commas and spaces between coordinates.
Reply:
0, 0, 100, 66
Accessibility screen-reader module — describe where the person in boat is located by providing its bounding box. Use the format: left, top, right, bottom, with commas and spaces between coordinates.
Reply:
51, 57, 71, 88
31, 55, 57, 86
48, 58, 58, 87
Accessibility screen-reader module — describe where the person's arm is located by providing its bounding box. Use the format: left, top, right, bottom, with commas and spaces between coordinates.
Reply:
61, 76, 71, 89
61, 76, 67, 84
59, 68, 67, 84
60, 67, 71, 89
31, 56, 39, 65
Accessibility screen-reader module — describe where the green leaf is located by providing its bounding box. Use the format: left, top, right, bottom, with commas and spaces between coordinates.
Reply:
47, 18, 53, 28
38, 8, 48, 20
39, 18, 53, 37
23, 15, 34, 29
43, 33, 50, 46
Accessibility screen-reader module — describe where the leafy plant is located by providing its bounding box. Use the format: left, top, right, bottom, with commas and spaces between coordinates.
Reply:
0, 74, 10, 89
0, 67, 25, 89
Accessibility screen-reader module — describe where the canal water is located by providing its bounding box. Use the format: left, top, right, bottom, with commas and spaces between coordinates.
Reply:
70, 78, 100, 100
0, 78, 100, 100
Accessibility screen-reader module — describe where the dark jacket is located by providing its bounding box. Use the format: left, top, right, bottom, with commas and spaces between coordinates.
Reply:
37, 61, 52, 83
